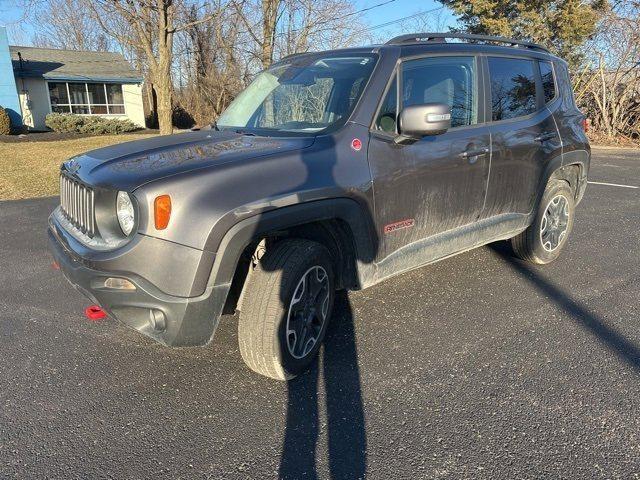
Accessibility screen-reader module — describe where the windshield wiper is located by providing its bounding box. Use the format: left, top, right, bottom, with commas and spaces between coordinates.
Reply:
235, 129, 256, 136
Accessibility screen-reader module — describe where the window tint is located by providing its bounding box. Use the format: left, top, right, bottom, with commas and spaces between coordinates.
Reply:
488, 57, 537, 121
539, 61, 556, 103
402, 56, 477, 128
375, 76, 397, 134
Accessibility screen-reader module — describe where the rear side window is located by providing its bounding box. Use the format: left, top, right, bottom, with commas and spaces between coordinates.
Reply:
402, 56, 477, 128
488, 57, 537, 121
539, 61, 556, 103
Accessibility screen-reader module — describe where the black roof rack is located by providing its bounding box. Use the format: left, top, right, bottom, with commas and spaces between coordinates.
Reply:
385, 32, 550, 53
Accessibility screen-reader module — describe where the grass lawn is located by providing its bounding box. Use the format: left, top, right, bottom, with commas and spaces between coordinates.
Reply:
0, 134, 156, 200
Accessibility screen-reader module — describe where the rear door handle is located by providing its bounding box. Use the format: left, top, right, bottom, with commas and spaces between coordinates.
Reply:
534, 132, 556, 142
460, 147, 489, 163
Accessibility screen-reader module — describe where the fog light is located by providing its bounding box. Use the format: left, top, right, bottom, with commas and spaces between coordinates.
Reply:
104, 277, 136, 290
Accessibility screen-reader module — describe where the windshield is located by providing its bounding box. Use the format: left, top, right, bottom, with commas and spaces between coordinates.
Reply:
217, 54, 377, 135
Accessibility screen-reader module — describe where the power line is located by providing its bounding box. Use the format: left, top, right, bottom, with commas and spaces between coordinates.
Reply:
284, 0, 401, 35
358, 5, 447, 33
338, 0, 401, 19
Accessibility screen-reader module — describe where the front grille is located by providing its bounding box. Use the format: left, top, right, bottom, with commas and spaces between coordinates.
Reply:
59, 173, 95, 237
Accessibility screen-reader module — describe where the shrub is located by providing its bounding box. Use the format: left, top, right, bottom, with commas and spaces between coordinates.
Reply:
172, 105, 195, 130
45, 113, 139, 134
0, 107, 11, 135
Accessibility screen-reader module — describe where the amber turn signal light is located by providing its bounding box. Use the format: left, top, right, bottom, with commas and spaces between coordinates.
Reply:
154, 195, 171, 230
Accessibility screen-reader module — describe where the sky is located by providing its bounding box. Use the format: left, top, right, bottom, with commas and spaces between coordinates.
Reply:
0, 0, 458, 46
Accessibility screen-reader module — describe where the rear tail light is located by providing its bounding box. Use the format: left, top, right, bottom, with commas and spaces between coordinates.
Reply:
154, 195, 172, 230
581, 118, 590, 132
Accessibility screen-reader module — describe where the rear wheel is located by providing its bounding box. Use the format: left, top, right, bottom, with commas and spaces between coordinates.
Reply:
238, 239, 335, 380
511, 180, 575, 264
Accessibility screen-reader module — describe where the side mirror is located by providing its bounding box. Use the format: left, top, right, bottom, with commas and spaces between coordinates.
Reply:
398, 103, 451, 141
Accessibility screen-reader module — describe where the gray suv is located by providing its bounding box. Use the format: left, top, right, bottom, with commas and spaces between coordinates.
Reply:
49, 33, 590, 380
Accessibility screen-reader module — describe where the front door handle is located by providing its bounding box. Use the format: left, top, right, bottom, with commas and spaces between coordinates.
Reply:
534, 132, 556, 142
460, 147, 489, 163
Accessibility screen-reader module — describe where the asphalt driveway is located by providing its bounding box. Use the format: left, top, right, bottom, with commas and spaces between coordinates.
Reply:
0, 147, 638, 479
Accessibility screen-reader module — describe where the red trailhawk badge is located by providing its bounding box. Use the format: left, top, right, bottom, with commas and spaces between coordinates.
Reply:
384, 219, 415, 234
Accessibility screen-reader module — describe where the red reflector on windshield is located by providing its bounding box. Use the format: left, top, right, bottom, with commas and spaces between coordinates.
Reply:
85, 305, 106, 321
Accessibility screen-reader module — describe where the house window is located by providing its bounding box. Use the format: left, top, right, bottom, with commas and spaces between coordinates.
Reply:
48, 82, 126, 115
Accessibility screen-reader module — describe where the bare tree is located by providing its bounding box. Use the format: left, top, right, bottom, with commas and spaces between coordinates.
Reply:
85, 0, 218, 135
576, 2, 640, 142
22, 0, 372, 133
233, 0, 368, 69
233, 0, 283, 69
30, 0, 111, 51
277, 0, 370, 55
176, 1, 246, 125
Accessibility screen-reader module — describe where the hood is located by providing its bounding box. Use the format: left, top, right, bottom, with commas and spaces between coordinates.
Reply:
62, 130, 316, 191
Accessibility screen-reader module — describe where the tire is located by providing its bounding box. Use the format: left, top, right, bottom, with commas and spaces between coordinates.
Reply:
238, 239, 335, 381
511, 180, 575, 264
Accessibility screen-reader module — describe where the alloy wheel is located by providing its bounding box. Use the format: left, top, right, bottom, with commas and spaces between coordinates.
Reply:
285, 266, 330, 359
540, 194, 570, 252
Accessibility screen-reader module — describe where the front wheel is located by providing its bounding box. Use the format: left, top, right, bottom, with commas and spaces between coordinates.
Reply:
511, 180, 575, 264
238, 239, 335, 380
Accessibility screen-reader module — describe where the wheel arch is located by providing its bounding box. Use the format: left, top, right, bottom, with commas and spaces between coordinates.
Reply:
205, 198, 378, 314
535, 149, 589, 216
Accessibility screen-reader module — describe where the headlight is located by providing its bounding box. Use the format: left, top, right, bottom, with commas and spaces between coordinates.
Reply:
116, 191, 135, 236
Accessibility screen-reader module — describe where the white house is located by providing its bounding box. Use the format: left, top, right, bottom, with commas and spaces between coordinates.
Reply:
0, 27, 145, 131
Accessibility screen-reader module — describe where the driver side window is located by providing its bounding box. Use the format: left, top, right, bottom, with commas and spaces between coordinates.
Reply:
402, 56, 477, 128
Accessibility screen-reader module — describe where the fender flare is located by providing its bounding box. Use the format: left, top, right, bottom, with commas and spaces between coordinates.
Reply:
534, 149, 589, 216
206, 197, 378, 289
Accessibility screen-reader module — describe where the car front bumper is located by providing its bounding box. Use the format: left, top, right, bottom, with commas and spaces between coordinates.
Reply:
48, 212, 230, 347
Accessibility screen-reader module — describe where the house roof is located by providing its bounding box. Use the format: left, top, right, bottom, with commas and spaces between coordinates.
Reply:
9, 45, 143, 83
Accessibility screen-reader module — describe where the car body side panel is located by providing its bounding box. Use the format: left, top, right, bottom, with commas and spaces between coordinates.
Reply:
553, 61, 590, 159
368, 126, 491, 259
135, 124, 377, 255
552, 61, 590, 203
480, 55, 564, 219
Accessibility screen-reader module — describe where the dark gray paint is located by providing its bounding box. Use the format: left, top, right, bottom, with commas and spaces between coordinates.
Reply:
48, 41, 590, 347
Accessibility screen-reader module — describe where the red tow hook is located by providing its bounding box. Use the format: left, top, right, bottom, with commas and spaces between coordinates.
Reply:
85, 305, 107, 321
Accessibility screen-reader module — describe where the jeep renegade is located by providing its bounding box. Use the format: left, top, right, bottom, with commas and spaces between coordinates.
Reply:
48, 33, 590, 380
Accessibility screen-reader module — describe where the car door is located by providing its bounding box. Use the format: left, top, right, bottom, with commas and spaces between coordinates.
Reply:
368, 54, 491, 259
480, 55, 562, 219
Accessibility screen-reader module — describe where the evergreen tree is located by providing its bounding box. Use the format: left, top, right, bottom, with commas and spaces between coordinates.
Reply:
439, 0, 608, 64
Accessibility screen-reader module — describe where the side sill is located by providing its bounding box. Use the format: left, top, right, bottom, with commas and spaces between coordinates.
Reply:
366, 213, 530, 288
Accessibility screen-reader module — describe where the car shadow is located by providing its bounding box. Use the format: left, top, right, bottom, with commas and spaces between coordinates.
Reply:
489, 242, 640, 372
278, 290, 366, 479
